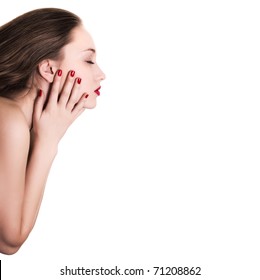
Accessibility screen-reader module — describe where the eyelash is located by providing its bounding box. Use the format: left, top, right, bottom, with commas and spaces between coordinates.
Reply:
86, 60, 95, 64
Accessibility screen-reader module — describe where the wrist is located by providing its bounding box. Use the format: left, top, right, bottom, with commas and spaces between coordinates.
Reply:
30, 134, 58, 158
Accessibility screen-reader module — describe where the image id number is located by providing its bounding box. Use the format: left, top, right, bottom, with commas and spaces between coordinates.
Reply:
153, 266, 201, 276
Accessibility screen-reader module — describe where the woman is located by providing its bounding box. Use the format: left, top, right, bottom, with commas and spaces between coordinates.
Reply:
0, 8, 105, 255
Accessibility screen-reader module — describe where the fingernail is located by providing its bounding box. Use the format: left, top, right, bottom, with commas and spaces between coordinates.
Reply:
70, 70, 75, 77
85, 94, 89, 98
77, 78, 81, 84
58, 69, 62, 76
39, 89, 42, 97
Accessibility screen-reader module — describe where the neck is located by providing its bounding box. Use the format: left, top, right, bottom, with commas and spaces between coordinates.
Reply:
7, 75, 50, 129
13, 88, 38, 129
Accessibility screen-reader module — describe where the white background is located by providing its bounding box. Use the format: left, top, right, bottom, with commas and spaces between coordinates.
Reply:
1, 0, 260, 279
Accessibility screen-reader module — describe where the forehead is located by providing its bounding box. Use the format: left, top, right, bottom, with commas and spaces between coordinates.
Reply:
64, 25, 95, 54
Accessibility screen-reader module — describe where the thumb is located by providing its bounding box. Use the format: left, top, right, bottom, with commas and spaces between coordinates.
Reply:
33, 89, 44, 121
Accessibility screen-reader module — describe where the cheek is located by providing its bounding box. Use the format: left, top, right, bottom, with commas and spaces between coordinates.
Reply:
79, 73, 94, 93
60, 62, 94, 93
59, 61, 85, 79
77, 64, 94, 81
80, 79, 90, 92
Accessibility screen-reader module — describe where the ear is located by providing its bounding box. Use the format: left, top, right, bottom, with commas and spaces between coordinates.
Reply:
37, 60, 58, 83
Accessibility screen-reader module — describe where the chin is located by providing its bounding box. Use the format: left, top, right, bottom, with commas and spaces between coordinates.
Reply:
85, 100, 97, 109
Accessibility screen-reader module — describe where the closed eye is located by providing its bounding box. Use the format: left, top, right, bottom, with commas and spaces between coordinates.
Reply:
86, 61, 95, 64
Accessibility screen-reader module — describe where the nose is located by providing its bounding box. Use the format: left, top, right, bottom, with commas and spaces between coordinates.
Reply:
96, 65, 106, 81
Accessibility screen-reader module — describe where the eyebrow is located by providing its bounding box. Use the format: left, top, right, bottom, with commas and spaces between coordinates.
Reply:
83, 48, 96, 53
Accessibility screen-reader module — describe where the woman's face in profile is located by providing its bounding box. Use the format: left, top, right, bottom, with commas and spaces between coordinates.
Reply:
59, 25, 105, 109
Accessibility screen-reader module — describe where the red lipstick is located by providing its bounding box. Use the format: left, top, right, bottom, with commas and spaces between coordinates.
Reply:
94, 86, 101, 96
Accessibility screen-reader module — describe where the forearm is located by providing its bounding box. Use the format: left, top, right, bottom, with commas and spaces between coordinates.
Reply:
20, 139, 58, 243
0, 138, 58, 255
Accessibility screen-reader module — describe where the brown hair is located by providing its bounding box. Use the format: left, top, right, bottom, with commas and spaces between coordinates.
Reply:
0, 8, 81, 98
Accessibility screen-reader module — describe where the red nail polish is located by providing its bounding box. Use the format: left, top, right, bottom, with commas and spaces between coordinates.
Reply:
85, 94, 89, 98
39, 89, 42, 97
58, 70, 62, 76
77, 78, 81, 84
70, 70, 75, 77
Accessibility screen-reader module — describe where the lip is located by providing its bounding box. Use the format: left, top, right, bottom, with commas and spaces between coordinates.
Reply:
94, 86, 101, 96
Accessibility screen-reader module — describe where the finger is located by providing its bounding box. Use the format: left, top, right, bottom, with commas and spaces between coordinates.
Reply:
66, 77, 82, 111
47, 69, 63, 107
33, 89, 45, 121
58, 70, 76, 106
72, 93, 89, 118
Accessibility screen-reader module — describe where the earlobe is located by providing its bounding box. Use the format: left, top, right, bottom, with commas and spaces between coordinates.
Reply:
38, 60, 57, 83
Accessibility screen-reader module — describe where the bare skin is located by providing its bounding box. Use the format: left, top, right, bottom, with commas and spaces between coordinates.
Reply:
0, 26, 105, 255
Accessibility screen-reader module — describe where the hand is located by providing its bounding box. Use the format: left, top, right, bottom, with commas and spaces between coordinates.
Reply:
32, 70, 88, 148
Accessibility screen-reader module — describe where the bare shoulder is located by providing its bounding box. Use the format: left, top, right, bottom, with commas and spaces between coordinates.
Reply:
0, 97, 29, 141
